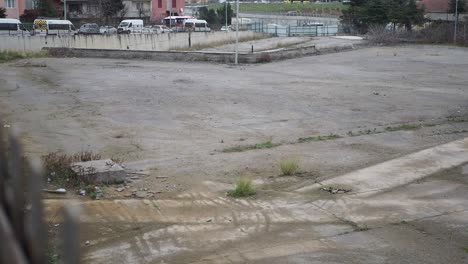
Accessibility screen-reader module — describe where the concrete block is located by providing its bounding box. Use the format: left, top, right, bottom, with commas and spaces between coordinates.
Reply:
71, 159, 125, 184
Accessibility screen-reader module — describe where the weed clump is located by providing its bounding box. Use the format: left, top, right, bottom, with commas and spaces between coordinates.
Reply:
0, 50, 48, 63
228, 178, 255, 197
279, 159, 299, 175
42, 151, 101, 187
223, 138, 280, 153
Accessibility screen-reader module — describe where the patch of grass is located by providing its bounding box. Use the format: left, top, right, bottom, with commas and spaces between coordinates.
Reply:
42, 151, 101, 188
0, 50, 48, 63
228, 178, 255, 197
298, 133, 341, 143
463, 246, 468, 253
354, 224, 370, 232
223, 138, 280, 153
47, 245, 59, 264
279, 159, 299, 175
173, 34, 269, 51
385, 123, 422, 131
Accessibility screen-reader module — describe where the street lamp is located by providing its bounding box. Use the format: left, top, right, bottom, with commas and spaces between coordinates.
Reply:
235, 0, 239, 64
454, 0, 459, 44
64, 0, 67, 20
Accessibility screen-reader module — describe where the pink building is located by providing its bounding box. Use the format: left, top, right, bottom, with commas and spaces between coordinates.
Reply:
0, 0, 26, 19
152, 0, 185, 23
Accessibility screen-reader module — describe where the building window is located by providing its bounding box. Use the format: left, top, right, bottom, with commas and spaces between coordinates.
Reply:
172, 0, 176, 8
158, 0, 162, 8
5, 0, 15, 8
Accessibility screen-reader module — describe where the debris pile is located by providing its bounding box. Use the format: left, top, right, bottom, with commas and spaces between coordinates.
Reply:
320, 187, 351, 194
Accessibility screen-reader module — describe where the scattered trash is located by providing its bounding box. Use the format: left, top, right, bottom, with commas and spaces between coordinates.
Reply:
373, 92, 380, 95
116, 187, 125, 192
79, 190, 86, 196
44, 188, 67, 194
54, 224, 60, 227
85, 241, 90, 246
3, 124, 10, 128
320, 187, 351, 194
206, 219, 212, 223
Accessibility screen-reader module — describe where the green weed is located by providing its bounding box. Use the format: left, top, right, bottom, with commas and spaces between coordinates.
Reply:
228, 178, 255, 197
0, 50, 48, 63
223, 138, 280, 153
279, 159, 299, 175
385, 124, 422, 131
298, 133, 341, 143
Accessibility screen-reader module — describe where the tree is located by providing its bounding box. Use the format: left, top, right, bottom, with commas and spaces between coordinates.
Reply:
341, 0, 424, 33
20, 9, 39, 22
37, 0, 58, 17
449, 0, 467, 14
217, 3, 234, 25
198, 6, 219, 25
101, 0, 125, 24
0, 7, 6, 18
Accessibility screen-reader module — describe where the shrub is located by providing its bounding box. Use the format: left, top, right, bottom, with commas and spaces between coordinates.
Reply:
280, 159, 299, 175
228, 178, 255, 197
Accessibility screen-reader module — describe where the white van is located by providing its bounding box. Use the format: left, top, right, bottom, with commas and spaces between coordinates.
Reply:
183, 19, 211, 32
33, 19, 76, 36
117, 19, 143, 34
0, 18, 30, 36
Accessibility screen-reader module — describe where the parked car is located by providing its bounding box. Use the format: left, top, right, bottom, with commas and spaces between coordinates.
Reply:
142, 26, 154, 34
99, 26, 117, 34
78, 23, 100, 34
117, 19, 143, 34
152, 25, 173, 33
34, 19, 76, 36
0, 18, 30, 36
286, 11, 298, 16
220, 25, 232, 32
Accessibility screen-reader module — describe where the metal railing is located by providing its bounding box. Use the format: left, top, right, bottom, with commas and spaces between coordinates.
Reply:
250, 21, 338, 37
0, 127, 80, 264
240, 11, 340, 19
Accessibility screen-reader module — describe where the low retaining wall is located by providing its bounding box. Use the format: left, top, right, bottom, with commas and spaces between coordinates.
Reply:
0, 31, 264, 52
46, 43, 356, 64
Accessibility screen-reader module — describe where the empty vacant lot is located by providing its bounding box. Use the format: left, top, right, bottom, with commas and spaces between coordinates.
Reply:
2, 44, 468, 263
1, 45, 468, 194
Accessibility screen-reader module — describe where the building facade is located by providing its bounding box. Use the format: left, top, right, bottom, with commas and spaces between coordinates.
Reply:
151, 0, 185, 22
0, 0, 26, 18
66, 0, 153, 24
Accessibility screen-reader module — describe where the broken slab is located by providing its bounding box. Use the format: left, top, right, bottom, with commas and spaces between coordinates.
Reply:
71, 159, 125, 184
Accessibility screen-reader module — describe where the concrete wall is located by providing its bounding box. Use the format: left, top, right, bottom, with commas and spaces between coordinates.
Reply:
45, 43, 356, 64
0, 31, 264, 52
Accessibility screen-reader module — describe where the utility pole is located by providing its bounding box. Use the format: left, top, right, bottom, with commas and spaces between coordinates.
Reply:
64, 0, 67, 20
225, 0, 228, 30
454, 0, 459, 44
235, 0, 239, 64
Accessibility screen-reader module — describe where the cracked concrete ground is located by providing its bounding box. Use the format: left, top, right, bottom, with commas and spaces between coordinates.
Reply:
1, 44, 468, 263
44, 146, 468, 263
